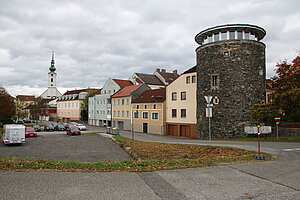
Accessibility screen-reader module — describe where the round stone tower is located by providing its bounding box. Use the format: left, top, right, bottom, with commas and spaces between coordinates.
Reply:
195, 24, 266, 138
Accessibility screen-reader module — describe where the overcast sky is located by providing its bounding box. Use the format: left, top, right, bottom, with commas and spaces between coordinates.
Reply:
1, 0, 299, 97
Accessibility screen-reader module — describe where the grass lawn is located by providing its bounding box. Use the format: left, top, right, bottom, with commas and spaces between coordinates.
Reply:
0, 136, 273, 172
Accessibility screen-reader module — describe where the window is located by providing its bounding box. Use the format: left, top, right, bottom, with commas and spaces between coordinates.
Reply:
229, 31, 235, 40
244, 32, 250, 39
192, 75, 196, 83
143, 112, 148, 119
214, 33, 219, 41
126, 111, 129, 117
172, 92, 177, 101
144, 104, 147, 109
114, 100, 116, 105
126, 99, 129, 105
97, 110, 99, 114
152, 112, 159, 120
113, 111, 116, 117
118, 100, 120, 105
237, 31, 243, 40
117, 111, 120, 117
172, 109, 177, 118
221, 32, 227, 40
223, 51, 230, 57
186, 76, 190, 84
122, 99, 124, 105
181, 109, 186, 118
134, 111, 139, 119
153, 104, 156, 109
136, 105, 139, 109
51, 78, 53, 82
181, 92, 186, 100
122, 111, 124, 117
107, 99, 111, 104
208, 35, 213, 42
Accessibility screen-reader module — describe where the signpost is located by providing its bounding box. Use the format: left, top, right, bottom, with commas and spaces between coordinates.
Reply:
274, 115, 281, 141
204, 96, 213, 144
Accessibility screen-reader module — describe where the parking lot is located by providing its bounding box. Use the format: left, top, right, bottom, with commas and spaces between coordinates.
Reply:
0, 129, 131, 162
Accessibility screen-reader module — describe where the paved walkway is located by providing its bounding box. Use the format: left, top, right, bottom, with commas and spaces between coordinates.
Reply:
1, 125, 299, 199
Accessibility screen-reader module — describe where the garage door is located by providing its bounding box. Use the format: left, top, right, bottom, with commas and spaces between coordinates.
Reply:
167, 125, 178, 136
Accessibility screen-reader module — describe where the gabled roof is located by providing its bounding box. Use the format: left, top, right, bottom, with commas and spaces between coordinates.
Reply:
113, 79, 133, 88
112, 84, 143, 98
183, 66, 197, 74
63, 88, 100, 95
156, 71, 179, 84
16, 95, 35, 101
132, 88, 166, 103
135, 73, 164, 86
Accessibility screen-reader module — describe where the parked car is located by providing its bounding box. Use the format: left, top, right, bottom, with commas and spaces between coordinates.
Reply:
33, 125, 41, 132
54, 124, 66, 131
44, 124, 54, 131
69, 122, 78, 126
106, 127, 119, 135
76, 123, 86, 131
23, 118, 32, 123
16, 120, 24, 124
63, 123, 69, 129
66, 126, 81, 136
25, 127, 37, 137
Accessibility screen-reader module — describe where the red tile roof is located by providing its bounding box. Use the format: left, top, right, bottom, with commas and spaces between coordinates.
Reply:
113, 79, 133, 88
112, 84, 143, 98
157, 71, 179, 84
132, 88, 166, 103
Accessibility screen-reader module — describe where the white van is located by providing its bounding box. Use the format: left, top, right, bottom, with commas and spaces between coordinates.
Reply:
3, 124, 26, 145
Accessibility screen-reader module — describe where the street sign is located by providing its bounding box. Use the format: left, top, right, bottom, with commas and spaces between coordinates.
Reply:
274, 115, 281, 122
204, 96, 213, 104
206, 107, 212, 117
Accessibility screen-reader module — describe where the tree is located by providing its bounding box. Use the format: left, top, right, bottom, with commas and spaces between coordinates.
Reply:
80, 90, 99, 122
271, 55, 300, 92
251, 104, 279, 125
0, 86, 15, 123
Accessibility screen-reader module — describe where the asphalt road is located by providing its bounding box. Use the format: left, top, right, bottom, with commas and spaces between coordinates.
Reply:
0, 125, 299, 199
0, 129, 130, 162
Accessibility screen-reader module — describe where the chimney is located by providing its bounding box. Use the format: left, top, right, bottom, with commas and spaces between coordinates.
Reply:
156, 68, 160, 72
162, 69, 166, 73
173, 70, 178, 75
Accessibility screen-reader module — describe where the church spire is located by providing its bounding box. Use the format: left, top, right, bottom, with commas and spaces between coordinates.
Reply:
49, 51, 56, 72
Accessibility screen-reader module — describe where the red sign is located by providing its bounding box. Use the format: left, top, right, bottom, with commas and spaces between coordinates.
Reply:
274, 115, 281, 122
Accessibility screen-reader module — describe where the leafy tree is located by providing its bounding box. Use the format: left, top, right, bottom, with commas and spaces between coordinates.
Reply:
271, 55, 300, 92
0, 86, 15, 123
273, 88, 300, 122
251, 104, 279, 125
80, 90, 100, 122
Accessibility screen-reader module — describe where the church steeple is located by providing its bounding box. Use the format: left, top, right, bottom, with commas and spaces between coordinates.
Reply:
49, 51, 56, 72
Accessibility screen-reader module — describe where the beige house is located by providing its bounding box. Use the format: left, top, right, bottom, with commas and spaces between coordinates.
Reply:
166, 66, 197, 138
112, 84, 150, 130
15, 95, 35, 119
57, 88, 100, 122
132, 88, 166, 135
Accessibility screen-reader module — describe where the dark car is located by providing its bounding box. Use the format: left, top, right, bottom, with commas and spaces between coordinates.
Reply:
63, 123, 69, 129
66, 126, 81, 136
44, 124, 54, 131
54, 124, 66, 131
25, 127, 37, 137
33, 125, 41, 132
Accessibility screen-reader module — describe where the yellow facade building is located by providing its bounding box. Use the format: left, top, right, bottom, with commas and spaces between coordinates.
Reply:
132, 88, 166, 135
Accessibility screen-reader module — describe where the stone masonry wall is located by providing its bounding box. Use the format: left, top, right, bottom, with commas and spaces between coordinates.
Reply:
196, 40, 266, 138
